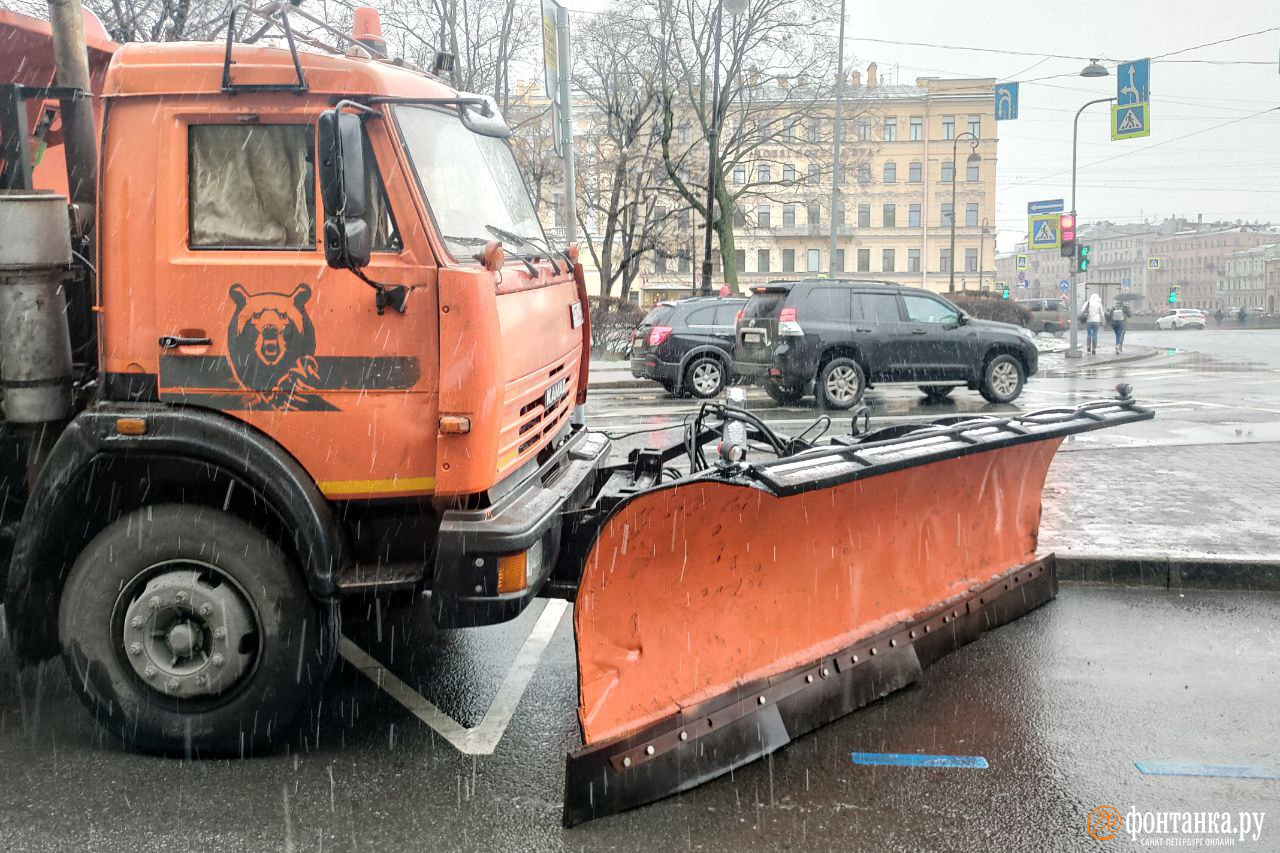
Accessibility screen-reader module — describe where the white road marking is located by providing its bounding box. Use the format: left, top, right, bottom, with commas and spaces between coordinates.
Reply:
340, 597, 569, 755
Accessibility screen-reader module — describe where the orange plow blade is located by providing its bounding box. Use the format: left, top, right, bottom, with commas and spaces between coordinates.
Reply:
562, 400, 1151, 825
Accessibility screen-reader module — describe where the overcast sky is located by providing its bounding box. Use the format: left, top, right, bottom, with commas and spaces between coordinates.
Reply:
560, 0, 1280, 251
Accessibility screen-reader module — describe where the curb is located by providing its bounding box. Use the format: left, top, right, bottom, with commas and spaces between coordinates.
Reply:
1038, 346, 1157, 378
1057, 555, 1280, 591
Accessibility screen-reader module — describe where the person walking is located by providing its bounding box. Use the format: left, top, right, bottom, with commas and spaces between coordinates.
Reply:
1079, 292, 1104, 355
1238, 305, 1247, 327
1109, 299, 1131, 353
1215, 307, 1224, 326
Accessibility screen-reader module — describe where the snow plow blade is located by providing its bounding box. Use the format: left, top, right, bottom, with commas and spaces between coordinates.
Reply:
563, 399, 1152, 825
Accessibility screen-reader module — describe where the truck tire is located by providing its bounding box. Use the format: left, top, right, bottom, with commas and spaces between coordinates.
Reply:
818, 357, 866, 409
684, 356, 726, 399
919, 385, 955, 400
979, 354, 1026, 403
58, 504, 336, 756
762, 380, 804, 406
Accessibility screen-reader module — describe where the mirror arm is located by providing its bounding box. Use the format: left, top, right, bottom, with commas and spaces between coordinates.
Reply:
348, 266, 408, 316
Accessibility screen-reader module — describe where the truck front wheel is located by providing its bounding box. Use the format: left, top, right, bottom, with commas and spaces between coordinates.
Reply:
58, 504, 336, 756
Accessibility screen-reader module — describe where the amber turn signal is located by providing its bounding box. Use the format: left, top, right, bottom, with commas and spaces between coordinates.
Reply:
114, 417, 147, 435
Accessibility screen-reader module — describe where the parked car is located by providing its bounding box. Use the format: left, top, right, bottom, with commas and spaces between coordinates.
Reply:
734, 279, 1039, 408
630, 296, 747, 397
1023, 298, 1068, 333
1155, 308, 1207, 330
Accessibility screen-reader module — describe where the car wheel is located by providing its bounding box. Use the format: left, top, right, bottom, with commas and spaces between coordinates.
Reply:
59, 504, 336, 756
684, 356, 726, 399
919, 385, 955, 400
979, 354, 1025, 404
818, 357, 866, 410
762, 380, 804, 405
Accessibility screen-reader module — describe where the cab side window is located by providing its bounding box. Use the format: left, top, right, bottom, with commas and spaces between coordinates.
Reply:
189, 124, 315, 249
902, 294, 959, 324
361, 133, 402, 253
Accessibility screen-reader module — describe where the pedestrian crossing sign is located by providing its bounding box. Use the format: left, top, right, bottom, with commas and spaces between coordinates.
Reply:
1028, 213, 1060, 250
1112, 102, 1150, 141
1016, 254, 1028, 270
1148, 257, 1161, 270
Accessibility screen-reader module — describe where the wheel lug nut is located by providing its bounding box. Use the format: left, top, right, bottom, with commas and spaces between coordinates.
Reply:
210, 654, 225, 667
130, 616, 144, 629
195, 674, 208, 685
166, 678, 180, 692
143, 666, 156, 678
148, 596, 161, 610
199, 603, 212, 616
128, 642, 142, 656
212, 627, 226, 641
174, 591, 188, 603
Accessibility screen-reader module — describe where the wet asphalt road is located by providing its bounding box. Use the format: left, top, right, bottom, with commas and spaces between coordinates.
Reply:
2, 328, 1280, 851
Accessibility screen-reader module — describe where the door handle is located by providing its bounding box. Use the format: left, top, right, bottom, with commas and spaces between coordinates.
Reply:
911, 328, 928, 335
159, 334, 213, 349
854, 327, 873, 333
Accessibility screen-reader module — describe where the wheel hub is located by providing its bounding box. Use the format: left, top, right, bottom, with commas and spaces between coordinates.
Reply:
119, 567, 258, 700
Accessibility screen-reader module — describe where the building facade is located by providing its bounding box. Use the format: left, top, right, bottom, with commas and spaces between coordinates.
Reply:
1221, 243, 1280, 312
1149, 227, 1280, 311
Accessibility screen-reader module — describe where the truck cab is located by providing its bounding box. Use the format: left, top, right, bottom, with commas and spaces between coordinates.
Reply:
1, 7, 605, 754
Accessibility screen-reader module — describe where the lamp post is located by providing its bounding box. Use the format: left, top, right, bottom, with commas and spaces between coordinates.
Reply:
948, 131, 979, 293
1064, 59, 1114, 356
699, 0, 747, 296
827, 0, 847, 276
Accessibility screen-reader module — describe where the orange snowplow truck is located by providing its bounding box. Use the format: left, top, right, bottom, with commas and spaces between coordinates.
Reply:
1, 5, 605, 736
2, 3, 1154, 828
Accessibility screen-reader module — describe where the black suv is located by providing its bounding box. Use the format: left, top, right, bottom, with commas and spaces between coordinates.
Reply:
630, 296, 747, 397
734, 280, 1038, 408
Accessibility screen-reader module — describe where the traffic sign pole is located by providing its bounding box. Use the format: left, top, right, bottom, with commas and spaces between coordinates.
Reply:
1067, 96, 1116, 359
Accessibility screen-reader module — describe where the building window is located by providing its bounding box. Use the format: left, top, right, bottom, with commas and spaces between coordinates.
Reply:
783, 164, 796, 182
941, 160, 954, 183
757, 205, 771, 228
883, 117, 897, 141
807, 248, 821, 271
733, 206, 746, 228
677, 251, 691, 273
909, 161, 922, 183
677, 122, 691, 144
807, 120, 820, 142
942, 116, 955, 139
783, 204, 796, 227
966, 157, 980, 182
678, 208, 691, 229
883, 161, 896, 183
940, 203, 953, 227
858, 117, 871, 141
735, 249, 746, 273
939, 248, 952, 272
965, 203, 979, 227
968, 115, 981, 138
834, 203, 845, 227
733, 165, 746, 184
757, 164, 770, 183
857, 248, 870, 272
552, 192, 563, 227
787, 119, 800, 141
808, 163, 820, 182
655, 253, 667, 274
807, 202, 821, 227
782, 248, 795, 272
882, 248, 896, 272
757, 249, 770, 272
834, 248, 845, 272
883, 203, 896, 228
909, 116, 923, 141
907, 248, 921, 272
909, 203, 921, 228
965, 248, 978, 272
857, 203, 871, 228
858, 164, 871, 185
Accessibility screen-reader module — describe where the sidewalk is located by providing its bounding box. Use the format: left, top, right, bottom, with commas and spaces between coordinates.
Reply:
587, 344, 1156, 390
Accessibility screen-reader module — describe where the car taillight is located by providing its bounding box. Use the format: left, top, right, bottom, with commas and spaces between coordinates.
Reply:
778, 307, 804, 337
735, 309, 744, 323
648, 325, 672, 346
629, 328, 636, 346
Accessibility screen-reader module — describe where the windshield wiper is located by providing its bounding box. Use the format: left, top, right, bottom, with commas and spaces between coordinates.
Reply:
484, 225, 567, 276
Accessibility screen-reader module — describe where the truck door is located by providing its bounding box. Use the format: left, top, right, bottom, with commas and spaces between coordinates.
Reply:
150, 111, 439, 499
898, 293, 968, 381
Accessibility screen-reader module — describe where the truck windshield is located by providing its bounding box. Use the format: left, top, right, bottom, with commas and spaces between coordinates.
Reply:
393, 106, 545, 259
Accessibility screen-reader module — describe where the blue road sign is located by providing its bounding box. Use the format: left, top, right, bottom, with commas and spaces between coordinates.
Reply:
1028, 214, 1060, 250
1117, 59, 1150, 105
1027, 199, 1065, 215
1122, 276, 1132, 288
1059, 280, 1070, 294
994, 82, 1019, 121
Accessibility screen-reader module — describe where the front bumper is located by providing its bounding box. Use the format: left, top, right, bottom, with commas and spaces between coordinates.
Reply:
431, 427, 611, 628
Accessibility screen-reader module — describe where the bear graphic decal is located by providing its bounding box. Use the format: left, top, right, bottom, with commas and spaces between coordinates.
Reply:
227, 283, 333, 411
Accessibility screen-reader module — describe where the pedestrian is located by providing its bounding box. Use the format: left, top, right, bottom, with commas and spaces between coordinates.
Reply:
1079, 292, 1104, 355
1109, 299, 1131, 353
1238, 305, 1247, 326
718, 281, 730, 298
1215, 307, 1224, 326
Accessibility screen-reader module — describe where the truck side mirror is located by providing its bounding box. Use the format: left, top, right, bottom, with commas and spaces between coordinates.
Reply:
318, 109, 371, 269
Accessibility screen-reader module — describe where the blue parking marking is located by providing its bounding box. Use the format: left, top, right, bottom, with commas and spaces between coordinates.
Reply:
1135, 762, 1280, 780
851, 753, 988, 769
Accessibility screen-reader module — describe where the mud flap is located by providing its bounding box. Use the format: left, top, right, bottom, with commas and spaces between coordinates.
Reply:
563, 401, 1150, 825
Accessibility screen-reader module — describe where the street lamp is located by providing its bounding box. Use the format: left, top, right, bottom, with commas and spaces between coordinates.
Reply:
948, 131, 979, 293
699, 0, 748, 296
1066, 59, 1112, 358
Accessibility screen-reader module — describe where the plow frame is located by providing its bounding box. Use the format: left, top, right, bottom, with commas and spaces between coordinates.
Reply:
560, 398, 1153, 825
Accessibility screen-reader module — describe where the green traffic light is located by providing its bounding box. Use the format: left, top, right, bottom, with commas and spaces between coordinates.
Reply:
1168, 291, 1177, 303
1002, 288, 1010, 299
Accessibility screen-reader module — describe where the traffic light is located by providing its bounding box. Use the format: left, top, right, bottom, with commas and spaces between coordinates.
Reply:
1077, 244, 1091, 273
1059, 213, 1077, 258
1168, 287, 1179, 304
1001, 287, 1010, 299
